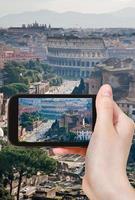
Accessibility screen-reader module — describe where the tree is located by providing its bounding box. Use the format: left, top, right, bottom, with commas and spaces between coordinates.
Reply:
69, 132, 76, 141
72, 86, 79, 95
28, 60, 36, 68
20, 112, 41, 128
11, 83, 28, 93
0, 83, 28, 98
0, 186, 13, 200
51, 119, 59, 130
3, 62, 25, 84
2, 61, 43, 87
49, 76, 63, 86
19, 112, 41, 135
79, 78, 85, 92
0, 85, 18, 97
0, 146, 57, 200
72, 78, 86, 94
1, 61, 61, 97
41, 63, 55, 77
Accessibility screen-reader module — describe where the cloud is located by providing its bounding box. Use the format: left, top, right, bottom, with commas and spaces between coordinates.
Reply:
119, 0, 132, 1
0, 0, 135, 15
0, 0, 53, 13
40, 0, 135, 13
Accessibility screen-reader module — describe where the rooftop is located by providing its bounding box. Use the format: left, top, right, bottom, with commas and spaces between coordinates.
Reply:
47, 36, 106, 49
97, 64, 133, 72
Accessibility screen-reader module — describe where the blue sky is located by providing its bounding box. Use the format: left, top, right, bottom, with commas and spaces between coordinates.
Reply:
0, 0, 134, 16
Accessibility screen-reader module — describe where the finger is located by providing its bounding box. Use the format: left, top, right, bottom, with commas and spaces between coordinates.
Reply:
112, 101, 119, 125
53, 148, 87, 156
82, 176, 97, 200
95, 84, 114, 130
113, 102, 134, 138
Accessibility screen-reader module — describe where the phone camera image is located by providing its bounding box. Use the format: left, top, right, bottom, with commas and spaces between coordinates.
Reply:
18, 97, 93, 144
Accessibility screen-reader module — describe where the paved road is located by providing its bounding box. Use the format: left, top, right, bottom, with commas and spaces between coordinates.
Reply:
46, 80, 80, 94
23, 120, 55, 142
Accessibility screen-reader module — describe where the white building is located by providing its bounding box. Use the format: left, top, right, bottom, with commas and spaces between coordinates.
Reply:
74, 130, 91, 141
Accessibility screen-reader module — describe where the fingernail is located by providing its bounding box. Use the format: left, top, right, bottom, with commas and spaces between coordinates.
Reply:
102, 85, 112, 97
103, 91, 111, 97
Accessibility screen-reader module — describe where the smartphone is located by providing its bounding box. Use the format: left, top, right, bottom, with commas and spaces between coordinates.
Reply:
8, 94, 96, 147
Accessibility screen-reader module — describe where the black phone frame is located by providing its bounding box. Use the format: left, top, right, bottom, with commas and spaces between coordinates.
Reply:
8, 94, 96, 147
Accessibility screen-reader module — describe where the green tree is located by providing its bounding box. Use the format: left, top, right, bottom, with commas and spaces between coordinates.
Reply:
0, 186, 13, 200
0, 85, 18, 97
72, 78, 86, 94
69, 132, 76, 141
3, 62, 25, 84
72, 86, 79, 95
0, 146, 57, 200
49, 76, 63, 86
20, 112, 40, 127
79, 78, 85, 92
2, 61, 43, 86
0, 83, 28, 98
11, 83, 28, 93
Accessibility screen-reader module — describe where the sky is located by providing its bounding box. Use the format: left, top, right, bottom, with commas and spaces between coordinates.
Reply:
0, 0, 135, 16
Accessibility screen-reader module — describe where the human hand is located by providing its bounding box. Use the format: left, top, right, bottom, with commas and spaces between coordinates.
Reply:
53, 84, 135, 200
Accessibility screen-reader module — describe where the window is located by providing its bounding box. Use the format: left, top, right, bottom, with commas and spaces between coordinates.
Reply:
81, 61, 85, 67
73, 60, 76, 66
86, 62, 90, 67
77, 61, 80, 66
92, 52, 95, 57
92, 62, 95, 67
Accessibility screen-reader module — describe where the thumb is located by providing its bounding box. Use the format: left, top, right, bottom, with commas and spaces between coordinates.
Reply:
95, 84, 114, 130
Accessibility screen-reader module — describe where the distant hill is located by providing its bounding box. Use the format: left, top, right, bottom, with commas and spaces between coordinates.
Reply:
1, 7, 135, 28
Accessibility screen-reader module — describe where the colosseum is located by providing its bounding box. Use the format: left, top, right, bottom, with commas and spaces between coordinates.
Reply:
47, 36, 108, 79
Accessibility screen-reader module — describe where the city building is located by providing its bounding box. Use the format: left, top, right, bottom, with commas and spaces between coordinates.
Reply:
47, 36, 108, 78
0, 93, 7, 123
0, 71, 4, 87
3, 48, 38, 62
0, 55, 4, 68
125, 77, 135, 120
29, 81, 50, 94
0, 43, 39, 68
95, 62, 135, 119
8, 22, 64, 36
0, 43, 10, 68
97, 63, 133, 89
28, 35, 47, 61
0, 128, 4, 138
108, 47, 135, 60
128, 77, 135, 99
84, 78, 101, 94
2, 98, 9, 122
32, 188, 56, 199
117, 99, 135, 120
59, 112, 82, 132
0, 93, 4, 117
71, 125, 92, 141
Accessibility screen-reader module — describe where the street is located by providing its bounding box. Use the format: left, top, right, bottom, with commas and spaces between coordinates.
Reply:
46, 80, 80, 94
22, 120, 55, 142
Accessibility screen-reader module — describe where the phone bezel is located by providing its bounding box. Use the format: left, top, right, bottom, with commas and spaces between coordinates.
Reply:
8, 94, 96, 147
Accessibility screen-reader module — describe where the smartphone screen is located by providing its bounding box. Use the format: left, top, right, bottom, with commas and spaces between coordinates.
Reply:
8, 95, 96, 147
